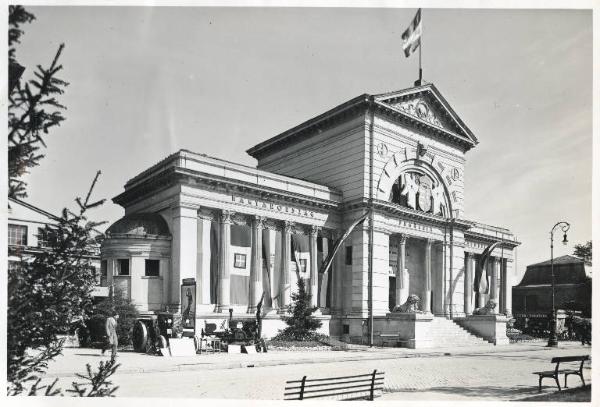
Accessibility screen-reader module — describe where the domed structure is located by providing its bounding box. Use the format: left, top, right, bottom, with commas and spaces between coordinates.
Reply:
106, 213, 171, 237
101, 212, 172, 312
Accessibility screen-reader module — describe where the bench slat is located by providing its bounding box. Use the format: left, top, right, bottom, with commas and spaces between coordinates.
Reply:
285, 377, 383, 391
286, 372, 384, 384
551, 355, 589, 363
284, 370, 384, 401
299, 387, 383, 400
285, 380, 384, 395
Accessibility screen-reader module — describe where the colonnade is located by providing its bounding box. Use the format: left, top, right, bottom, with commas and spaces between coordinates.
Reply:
391, 235, 434, 313
464, 253, 512, 316
214, 209, 325, 314
390, 234, 512, 316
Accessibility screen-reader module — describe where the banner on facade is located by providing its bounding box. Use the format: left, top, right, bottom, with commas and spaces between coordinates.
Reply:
230, 224, 251, 305
209, 221, 219, 304
291, 233, 310, 281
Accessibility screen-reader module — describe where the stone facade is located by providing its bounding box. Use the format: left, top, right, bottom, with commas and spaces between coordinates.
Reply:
101, 83, 520, 345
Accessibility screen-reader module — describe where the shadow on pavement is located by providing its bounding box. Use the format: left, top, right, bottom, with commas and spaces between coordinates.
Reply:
384, 384, 538, 400
516, 384, 591, 402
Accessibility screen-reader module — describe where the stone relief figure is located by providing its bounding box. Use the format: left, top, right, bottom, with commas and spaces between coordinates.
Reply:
431, 183, 446, 216
400, 173, 419, 209
393, 294, 421, 313
473, 300, 497, 315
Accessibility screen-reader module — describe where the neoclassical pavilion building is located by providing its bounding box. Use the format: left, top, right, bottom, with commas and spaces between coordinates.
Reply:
102, 83, 520, 347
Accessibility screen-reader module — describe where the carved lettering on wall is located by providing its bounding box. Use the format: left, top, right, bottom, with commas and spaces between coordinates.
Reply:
231, 195, 315, 218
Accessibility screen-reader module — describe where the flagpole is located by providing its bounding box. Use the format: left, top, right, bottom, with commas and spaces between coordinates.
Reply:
419, 9, 423, 85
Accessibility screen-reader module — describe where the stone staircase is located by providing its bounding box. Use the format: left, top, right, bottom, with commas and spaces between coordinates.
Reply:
427, 316, 493, 347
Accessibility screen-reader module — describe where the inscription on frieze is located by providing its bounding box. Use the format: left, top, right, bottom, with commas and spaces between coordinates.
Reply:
231, 195, 315, 218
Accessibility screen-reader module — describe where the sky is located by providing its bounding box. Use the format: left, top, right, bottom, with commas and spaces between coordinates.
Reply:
13, 5, 593, 281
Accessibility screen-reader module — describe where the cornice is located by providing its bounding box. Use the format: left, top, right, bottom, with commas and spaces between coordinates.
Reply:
113, 167, 342, 212
343, 198, 460, 228
464, 230, 521, 248
247, 84, 478, 161
247, 95, 370, 160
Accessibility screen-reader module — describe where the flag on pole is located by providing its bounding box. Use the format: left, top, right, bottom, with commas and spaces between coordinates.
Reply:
473, 241, 502, 294
317, 211, 370, 277
402, 9, 422, 58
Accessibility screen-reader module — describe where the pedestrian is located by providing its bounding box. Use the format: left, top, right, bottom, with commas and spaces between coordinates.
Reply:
102, 309, 119, 361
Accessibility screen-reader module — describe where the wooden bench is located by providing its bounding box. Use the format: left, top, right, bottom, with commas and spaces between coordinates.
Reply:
378, 333, 410, 348
284, 370, 384, 400
533, 355, 589, 392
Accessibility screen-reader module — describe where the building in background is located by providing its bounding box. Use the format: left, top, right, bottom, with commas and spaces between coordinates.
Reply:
102, 83, 520, 347
8, 197, 105, 297
512, 255, 592, 318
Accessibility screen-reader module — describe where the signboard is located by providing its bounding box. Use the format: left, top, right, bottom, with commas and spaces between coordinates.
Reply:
181, 280, 196, 330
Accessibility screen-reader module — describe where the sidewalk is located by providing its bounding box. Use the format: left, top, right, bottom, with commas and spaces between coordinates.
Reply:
45, 340, 583, 378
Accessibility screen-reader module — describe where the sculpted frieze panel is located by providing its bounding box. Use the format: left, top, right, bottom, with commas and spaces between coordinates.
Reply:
391, 98, 444, 129
390, 171, 448, 217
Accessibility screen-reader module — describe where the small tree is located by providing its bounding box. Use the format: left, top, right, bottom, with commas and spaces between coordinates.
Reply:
279, 278, 322, 341
7, 173, 114, 395
573, 241, 592, 265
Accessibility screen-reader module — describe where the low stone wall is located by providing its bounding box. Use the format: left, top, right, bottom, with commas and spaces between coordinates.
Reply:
195, 313, 332, 340
454, 314, 509, 345
372, 312, 435, 349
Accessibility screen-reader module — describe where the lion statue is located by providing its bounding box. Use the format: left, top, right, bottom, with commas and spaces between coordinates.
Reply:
473, 300, 497, 315
393, 294, 421, 313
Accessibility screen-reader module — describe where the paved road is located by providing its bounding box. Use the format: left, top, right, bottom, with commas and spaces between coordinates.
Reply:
48, 344, 591, 401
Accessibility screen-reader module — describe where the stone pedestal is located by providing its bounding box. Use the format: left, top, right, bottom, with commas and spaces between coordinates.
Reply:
455, 314, 509, 345
372, 312, 435, 349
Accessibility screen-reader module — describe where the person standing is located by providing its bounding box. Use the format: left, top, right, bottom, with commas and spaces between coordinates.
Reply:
102, 310, 119, 361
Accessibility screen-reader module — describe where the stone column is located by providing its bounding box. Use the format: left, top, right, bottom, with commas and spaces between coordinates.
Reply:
504, 259, 513, 316
309, 225, 319, 308
330, 230, 342, 314
396, 234, 408, 307
248, 216, 264, 313
216, 210, 232, 312
489, 257, 500, 314
171, 204, 199, 311
279, 221, 293, 312
464, 252, 475, 315
423, 239, 433, 313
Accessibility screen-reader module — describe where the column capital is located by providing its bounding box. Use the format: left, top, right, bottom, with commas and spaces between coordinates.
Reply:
220, 210, 234, 224
283, 220, 295, 233
398, 233, 408, 245
198, 208, 217, 221
425, 238, 434, 248
253, 215, 266, 229
309, 225, 320, 236
465, 251, 475, 259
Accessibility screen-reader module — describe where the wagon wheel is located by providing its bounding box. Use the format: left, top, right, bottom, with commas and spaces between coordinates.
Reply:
133, 320, 148, 352
158, 335, 168, 349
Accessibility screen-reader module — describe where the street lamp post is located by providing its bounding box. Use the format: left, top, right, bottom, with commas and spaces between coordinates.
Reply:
547, 221, 570, 347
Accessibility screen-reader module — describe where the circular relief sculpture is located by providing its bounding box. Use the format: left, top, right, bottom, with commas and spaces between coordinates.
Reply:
416, 101, 429, 119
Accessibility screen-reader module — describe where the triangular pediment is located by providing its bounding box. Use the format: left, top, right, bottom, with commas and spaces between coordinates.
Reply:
374, 84, 478, 146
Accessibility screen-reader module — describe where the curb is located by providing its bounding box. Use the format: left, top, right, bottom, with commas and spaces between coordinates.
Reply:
44, 342, 573, 378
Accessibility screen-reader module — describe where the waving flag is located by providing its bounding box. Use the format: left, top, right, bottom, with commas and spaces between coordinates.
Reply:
473, 241, 502, 294
402, 9, 422, 58
318, 211, 369, 277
